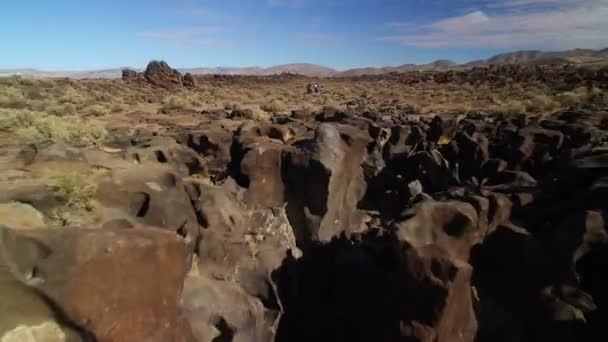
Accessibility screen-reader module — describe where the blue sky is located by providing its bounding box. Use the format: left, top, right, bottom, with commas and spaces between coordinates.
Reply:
1, 0, 607, 70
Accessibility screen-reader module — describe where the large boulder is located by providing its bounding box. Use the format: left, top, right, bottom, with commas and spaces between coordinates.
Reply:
428, 114, 460, 144
125, 135, 205, 176
240, 138, 289, 208
121, 68, 139, 82
96, 165, 200, 251
182, 274, 276, 342
405, 150, 460, 194
176, 124, 235, 180
0, 202, 46, 230
283, 123, 369, 245
393, 199, 480, 262
193, 181, 299, 280
449, 130, 490, 179
0, 226, 195, 342
385, 124, 427, 160
144, 60, 184, 90
228, 122, 294, 208
188, 181, 301, 341
183, 72, 197, 89
398, 245, 478, 342
0, 227, 81, 342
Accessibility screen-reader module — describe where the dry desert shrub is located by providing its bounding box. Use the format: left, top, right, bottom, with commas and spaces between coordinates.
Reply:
588, 87, 608, 105
0, 75, 20, 86
224, 102, 238, 110
557, 91, 583, 108
161, 95, 192, 113
53, 172, 97, 210
0, 109, 107, 144
0, 86, 28, 109
260, 98, 288, 113
84, 104, 110, 116
109, 102, 126, 113
234, 105, 271, 122
250, 107, 271, 122
556, 86, 606, 108
489, 99, 527, 113
58, 86, 88, 105
322, 97, 345, 112
28, 99, 54, 112
0, 109, 34, 132
47, 103, 76, 116
525, 94, 558, 113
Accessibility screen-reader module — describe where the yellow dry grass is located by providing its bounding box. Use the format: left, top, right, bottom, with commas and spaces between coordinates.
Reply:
0, 73, 604, 143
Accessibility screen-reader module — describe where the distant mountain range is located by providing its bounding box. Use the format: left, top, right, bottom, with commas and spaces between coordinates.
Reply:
181, 63, 339, 78
2, 48, 607, 79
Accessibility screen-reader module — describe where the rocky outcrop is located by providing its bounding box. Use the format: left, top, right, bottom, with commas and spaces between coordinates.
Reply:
144, 60, 184, 89
273, 235, 478, 342
283, 124, 369, 245
96, 165, 200, 250
121, 61, 198, 90
350, 64, 608, 94
2, 96, 608, 342
183, 72, 197, 89
121, 68, 138, 82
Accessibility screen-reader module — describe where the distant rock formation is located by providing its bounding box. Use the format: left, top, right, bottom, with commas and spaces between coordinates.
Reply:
122, 60, 197, 89
183, 72, 197, 88
121, 68, 138, 81
144, 60, 183, 89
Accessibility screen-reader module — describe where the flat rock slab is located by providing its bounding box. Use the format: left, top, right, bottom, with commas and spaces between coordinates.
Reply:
1, 226, 195, 342
0, 203, 46, 230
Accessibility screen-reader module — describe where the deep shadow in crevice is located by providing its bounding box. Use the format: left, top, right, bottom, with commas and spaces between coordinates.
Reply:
154, 150, 168, 163
211, 317, 235, 342
134, 192, 151, 218
227, 140, 250, 189
577, 245, 608, 342
358, 166, 410, 221
272, 233, 447, 342
444, 212, 470, 237
281, 153, 330, 250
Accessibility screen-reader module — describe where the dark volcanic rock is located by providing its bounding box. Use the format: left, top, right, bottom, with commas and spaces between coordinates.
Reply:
96, 165, 200, 252
144, 60, 184, 90
121, 61, 201, 89
428, 114, 460, 144
394, 200, 480, 261
121, 68, 139, 82
176, 125, 234, 179
183, 72, 197, 88
283, 123, 369, 245
182, 274, 275, 342
274, 235, 478, 342
406, 150, 460, 194
240, 138, 290, 207
1, 226, 194, 342
4, 95, 608, 342
126, 135, 205, 176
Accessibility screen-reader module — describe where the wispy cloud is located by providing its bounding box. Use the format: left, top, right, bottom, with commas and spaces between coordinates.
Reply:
484, 0, 594, 8
136, 27, 236, 47
383, 0, 608, 48
427, 11, 490, 31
